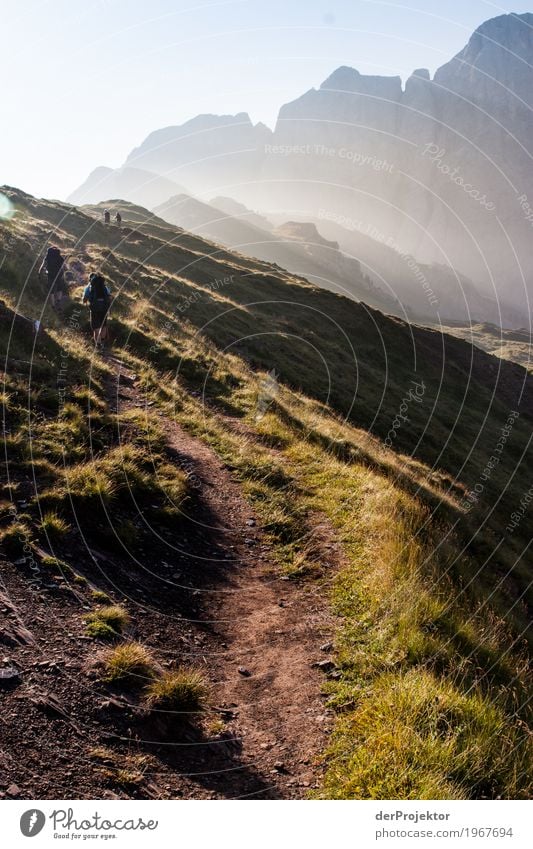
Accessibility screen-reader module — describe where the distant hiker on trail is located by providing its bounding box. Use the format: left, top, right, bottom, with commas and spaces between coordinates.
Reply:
82, 273, 111, 349
104, 209, 111, 224
115, 212, 122, 225
38, 246, 68, 310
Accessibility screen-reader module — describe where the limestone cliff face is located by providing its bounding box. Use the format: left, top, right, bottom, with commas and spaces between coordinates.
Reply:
434, 12, 533, 107
257, 13, 533, 306
125, 113, 272, 195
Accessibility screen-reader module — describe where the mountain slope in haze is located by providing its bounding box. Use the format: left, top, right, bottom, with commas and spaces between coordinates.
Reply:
125, 112, 271, 195
210, 195, 274, 231
439, 322, 533, 372
293, 211, 523, 327
0, 187, 531, 800
69, 166, 188, 208
153, 193, 397, 311
273, 220, 339, 250
155, 193, 520, 326
71, 13, 533, 319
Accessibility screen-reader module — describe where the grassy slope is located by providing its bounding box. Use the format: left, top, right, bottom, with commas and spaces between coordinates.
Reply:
439, 322, 533, 373
0, 187, 531, 799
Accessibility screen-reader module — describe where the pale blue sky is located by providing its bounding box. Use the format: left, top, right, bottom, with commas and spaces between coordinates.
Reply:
1, 0, 530, 199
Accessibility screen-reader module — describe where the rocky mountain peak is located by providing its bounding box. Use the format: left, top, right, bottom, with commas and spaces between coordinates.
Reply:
434, 12, 533, 103
320, 65, 402, 100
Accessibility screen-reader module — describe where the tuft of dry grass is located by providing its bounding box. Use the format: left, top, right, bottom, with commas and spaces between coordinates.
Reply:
143, 668, 208, 715
89, 746, 154, 789
39, 511, 70, 540
98, 642, 157, 686
86, 605, 130, 640
1, 521, 33, 558
91, 589, 111, 604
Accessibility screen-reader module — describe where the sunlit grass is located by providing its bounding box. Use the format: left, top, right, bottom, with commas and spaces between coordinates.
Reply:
143, 668, 208, 715
98, 642, 157, 686
86, 604, 131, 640
39, 510, 70, 540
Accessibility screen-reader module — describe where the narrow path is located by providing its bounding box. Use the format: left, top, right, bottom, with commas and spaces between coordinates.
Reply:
114, 357, 338, 798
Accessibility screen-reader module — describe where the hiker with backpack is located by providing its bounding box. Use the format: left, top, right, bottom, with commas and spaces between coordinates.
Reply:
115, 212, 122, 225
104, 209, 111, 224
38, 246, 68, 310
82, 273, 111, 348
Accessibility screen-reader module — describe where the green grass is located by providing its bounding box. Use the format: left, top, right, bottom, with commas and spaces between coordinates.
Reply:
64, 461, 119, 507
439, 322, 533, 372
89, 747, 154, 789
321, 668, 528, 800
143, 668, 208, 715
38, 511, 70, 540
86, 605, 131, 639
40, 555, 68, 572
1, 521, 33, 558
91, 589, 111, 603
280, 441, 532, 799
98, 642, 157, 686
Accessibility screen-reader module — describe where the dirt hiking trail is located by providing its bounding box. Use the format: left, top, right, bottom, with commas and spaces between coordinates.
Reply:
112, 356, 340, 798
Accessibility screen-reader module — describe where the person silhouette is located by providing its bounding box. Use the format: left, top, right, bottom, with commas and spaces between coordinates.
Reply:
38, 246, 68, 310
82, 272, 111, 348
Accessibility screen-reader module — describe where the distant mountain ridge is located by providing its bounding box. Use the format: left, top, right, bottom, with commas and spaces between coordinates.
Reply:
153, 193, 397, 312
69, 12, 533, 322
69, 166, 187, 209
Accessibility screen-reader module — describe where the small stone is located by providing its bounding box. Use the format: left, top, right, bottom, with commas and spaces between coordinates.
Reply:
320, 642, 333, 652
97, 697, 128, 712
246, 519, 256, 526
238, 666, 251, 677
7, 784, 21, 797
273, 761, 287, 773
30, 692, 70, 720
311, 659, 336, 673
0, 666, 21, 686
